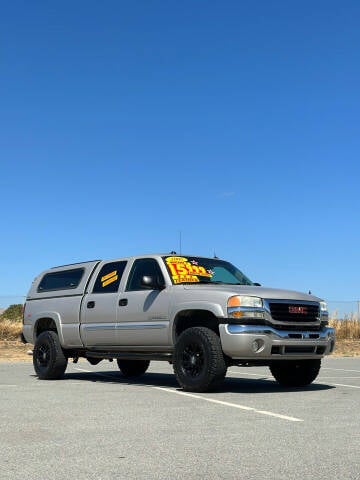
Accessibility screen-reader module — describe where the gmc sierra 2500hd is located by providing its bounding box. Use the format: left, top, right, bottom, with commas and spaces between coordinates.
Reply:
22, 254, 335, 392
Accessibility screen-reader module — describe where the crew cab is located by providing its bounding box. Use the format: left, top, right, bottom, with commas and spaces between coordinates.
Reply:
22, 254, 335, 392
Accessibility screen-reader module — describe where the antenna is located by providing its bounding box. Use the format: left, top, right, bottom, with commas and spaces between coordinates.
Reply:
214, 250, 218, 259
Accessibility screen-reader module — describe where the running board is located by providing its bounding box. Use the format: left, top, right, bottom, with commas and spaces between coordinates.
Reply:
85, 351, 173, 362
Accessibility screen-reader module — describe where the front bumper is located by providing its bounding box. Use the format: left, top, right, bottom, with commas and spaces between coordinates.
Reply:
220, 324, 335, 360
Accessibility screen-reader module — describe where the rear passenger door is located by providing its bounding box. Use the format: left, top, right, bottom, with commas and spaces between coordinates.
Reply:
80, 261, 127, 347
116, 258, 170, 346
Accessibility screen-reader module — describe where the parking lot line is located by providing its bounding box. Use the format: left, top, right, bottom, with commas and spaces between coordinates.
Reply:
325, 383, 360, 389
72, 367, 303, 422
153, 386, 303, 422
227, 371, 271, 377
322, 367, 360, 373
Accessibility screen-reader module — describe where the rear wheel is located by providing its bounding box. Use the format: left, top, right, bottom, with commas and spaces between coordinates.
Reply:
270, 359, 321, 387
33, 331, 68, 380
116, 359, 150, 378
173, 326, 227, 392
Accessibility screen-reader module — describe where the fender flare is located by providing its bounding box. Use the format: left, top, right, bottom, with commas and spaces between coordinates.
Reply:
170, 301, 225, 342
33, 312, 65, 346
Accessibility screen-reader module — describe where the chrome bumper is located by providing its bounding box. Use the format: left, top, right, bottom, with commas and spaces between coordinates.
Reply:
219, 324, 335, 360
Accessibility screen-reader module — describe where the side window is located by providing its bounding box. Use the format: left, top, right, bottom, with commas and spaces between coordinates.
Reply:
92, 261, 127, 293
38, 268, 84, 292
126, 259, 164, 291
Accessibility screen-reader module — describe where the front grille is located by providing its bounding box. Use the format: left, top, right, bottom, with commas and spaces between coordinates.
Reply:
269, 302, 319, 322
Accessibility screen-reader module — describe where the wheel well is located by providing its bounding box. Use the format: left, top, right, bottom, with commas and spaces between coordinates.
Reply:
174, 310, 219, 340
35, 318, 58, 338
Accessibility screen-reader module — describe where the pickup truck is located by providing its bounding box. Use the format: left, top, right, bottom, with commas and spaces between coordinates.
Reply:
22, 254, 335, 392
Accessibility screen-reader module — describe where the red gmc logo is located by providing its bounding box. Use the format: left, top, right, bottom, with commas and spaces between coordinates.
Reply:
289, 305, 308, 315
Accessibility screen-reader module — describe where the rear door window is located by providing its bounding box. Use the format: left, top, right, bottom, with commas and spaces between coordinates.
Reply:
92, 261, 127, 293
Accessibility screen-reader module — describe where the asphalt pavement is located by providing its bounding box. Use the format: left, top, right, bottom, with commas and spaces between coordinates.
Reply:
1, 357, 359, 480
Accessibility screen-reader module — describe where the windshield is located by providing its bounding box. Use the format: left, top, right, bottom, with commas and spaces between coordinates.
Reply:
162, 256, 253, 286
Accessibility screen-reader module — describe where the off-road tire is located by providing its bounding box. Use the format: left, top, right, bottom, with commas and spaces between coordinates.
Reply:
270, 359, 321, 387
33, 331, 68, 380
173, 326, 227, 392
116, 360, 150, 378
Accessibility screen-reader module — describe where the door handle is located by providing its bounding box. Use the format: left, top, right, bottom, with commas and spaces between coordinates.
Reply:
119, 298, 128, 306
87, 301, 95, 309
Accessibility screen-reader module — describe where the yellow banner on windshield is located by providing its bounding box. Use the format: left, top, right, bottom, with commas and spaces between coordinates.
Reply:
165, 257, 213, 284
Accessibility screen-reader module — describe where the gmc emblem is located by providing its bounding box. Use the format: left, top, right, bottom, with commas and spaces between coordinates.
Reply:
289, 305, 308, 315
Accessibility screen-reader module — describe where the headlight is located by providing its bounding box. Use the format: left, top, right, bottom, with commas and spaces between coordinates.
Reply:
227, 296, 264, 319
320, 301, 328, 312
228, 296, 263, 308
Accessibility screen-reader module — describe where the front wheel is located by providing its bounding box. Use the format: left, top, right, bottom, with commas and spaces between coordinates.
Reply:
116, 359, 150, 378
270, 359, 321, 387
33, 331, 68, 380
173, 327, 227, 392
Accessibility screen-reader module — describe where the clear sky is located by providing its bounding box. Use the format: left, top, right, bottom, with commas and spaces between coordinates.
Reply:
1, 1, 359, 308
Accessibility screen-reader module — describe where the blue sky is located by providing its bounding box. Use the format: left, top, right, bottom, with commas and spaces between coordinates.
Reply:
1, 0, 359, 308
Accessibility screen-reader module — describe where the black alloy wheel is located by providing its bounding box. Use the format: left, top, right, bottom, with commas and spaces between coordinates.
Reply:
35, 342, 51, 369
181, 342, 205, 378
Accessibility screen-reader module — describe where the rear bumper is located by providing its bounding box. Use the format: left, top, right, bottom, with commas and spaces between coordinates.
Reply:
220, 324, 335, 360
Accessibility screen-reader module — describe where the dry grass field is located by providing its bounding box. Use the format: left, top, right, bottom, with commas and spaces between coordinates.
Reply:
0, 318, 23, 341
328, 317, 360, 339
0, 316, 359, 361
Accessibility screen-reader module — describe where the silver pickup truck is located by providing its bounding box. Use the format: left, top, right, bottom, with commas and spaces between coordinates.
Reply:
23, 254, 335, 392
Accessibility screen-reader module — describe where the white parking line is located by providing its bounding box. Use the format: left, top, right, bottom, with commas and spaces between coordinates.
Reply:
72, 367, 303, 422
325, 383, 360, 389
73, 367, 115, 380
229, 370, 360, 389
227, 372, 271, 378
322, 367, 360, 373
153, 386, 303, 422
0, 385, 17, 387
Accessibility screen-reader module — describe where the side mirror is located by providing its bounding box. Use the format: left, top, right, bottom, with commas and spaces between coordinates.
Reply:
141, 275, 165, 290
253, 282, 261, 286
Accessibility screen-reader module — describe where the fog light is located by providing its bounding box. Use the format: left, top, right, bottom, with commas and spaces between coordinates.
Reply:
252, 339, 264, 353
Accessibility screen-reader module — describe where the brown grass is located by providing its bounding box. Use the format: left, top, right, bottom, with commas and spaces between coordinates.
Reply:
0, 319, 22, 341
329, 317, 360, 339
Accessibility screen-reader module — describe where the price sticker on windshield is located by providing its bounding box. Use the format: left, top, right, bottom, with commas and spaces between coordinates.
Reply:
165, 257, 213, 284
